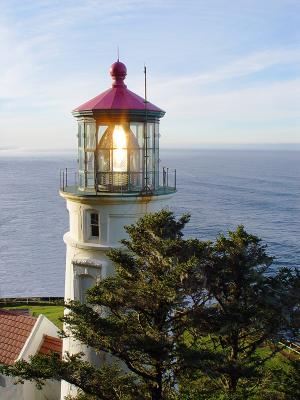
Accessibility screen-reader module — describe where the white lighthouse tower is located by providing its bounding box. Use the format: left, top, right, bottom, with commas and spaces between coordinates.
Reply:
59, 60, 176, 398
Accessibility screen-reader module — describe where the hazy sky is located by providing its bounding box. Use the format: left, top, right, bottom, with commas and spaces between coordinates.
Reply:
0, 0, 299, 151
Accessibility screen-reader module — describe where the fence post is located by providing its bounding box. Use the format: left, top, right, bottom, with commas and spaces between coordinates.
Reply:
163, 167, 166, 187
174, 169, 177, 190
166, 168, 169, 187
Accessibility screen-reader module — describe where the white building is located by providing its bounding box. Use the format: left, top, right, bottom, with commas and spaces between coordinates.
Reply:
60, 60, 176, 398
0, 309, 61, 400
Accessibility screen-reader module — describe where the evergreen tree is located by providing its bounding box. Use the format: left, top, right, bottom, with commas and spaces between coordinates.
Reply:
1, 214, 299, 400
181, 226, 300, 399
274, 358, 300, 400
59, 211, 211, 399
1, 211, 211, 399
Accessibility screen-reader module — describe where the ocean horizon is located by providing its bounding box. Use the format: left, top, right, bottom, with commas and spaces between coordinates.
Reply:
0, 148, 299, 298
1, 142, 300, 155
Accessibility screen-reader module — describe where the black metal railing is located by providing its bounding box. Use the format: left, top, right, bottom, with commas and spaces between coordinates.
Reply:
60, 168, 176, 195
60, 168, 78, 191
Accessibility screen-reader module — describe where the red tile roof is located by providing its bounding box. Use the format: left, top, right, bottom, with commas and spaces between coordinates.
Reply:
38, 335, 62, 357
0, 310, 36, 365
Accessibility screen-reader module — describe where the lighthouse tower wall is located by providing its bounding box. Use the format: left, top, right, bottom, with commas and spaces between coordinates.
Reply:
62, 193, 173, 301
62, 193, 173, 340
60, 193, 173, 399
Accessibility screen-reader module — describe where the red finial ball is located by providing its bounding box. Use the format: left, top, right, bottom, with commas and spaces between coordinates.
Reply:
110, 61, 127, 86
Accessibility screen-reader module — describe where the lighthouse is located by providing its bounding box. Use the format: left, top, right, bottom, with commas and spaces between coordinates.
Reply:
59, 60, 176, 398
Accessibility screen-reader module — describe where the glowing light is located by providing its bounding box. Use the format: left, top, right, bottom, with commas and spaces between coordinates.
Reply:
112, 125, 127, 172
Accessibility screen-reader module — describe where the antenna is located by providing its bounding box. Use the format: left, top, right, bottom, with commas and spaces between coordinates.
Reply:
141, 63, 152, 194
144, 63, 147, 103
117, 45, 119, 61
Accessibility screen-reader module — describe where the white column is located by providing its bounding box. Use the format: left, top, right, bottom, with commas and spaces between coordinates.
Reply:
60, 193, 173, 399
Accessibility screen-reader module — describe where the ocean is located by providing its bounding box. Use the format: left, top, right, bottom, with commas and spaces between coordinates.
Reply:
0, 149, 299, 297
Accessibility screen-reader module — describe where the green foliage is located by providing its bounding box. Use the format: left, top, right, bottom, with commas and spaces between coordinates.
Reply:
257, 357, 300, 400
0, 353, 144, 400
62, 210, 210, 399
2, 212, 300, 400
182, 225, 300, 398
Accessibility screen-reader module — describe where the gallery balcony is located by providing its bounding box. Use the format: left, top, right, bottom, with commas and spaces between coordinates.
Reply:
59, 168, 176, 197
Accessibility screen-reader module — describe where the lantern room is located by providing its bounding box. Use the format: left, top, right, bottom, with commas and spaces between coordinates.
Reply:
62, 61, 176, 195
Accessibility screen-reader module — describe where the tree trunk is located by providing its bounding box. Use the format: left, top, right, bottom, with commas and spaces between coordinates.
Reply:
228, 374, 239, 392
151, 386, 162, 400
151, 368, 163, 400
228, 331, 239, 393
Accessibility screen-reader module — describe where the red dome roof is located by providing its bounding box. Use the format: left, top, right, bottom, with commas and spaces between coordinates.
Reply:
110, 61, 127, 85
74, 61, 164, 114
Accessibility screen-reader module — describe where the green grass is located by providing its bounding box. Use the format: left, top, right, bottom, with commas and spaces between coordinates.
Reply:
3, 304, 64, 329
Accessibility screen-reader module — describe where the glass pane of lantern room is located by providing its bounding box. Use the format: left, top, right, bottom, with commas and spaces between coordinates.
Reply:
130, 123, 144, 148
98, 125, 109, 144
112, 125, 128, 172
78, 123, 84, 148
78, 148, 85, 171
145, 123, 155, 188
129, 149, 141, 190
130, 122, 146, 186
155, 123, 160, 149
86, 152, 94, 171
86, 152, 94, 188
97, 150, 111, 188
98, 150, 110, 172
148, 123, 154, 150
154, 123, 160, 189
87, 173, 94, 188
86, 123, 96, 150
79, 172, 85, 188
130, 123, 137, 137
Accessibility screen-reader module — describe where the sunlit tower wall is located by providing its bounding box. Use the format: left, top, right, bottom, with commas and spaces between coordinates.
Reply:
59, 61, 176, 399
